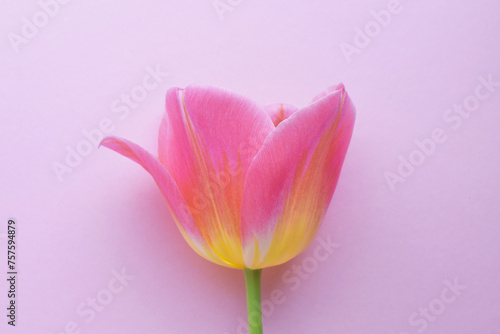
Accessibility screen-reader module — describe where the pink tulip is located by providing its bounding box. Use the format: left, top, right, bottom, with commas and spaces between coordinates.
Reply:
101, 84, 355, 333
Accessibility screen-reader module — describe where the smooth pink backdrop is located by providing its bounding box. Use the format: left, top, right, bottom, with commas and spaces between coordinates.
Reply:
1, 0, 499, 333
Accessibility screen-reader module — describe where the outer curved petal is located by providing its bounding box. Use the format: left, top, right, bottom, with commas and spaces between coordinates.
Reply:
100, 136, 236, 268
263, 103, 299, 127
241, 84, 355, 269
310, 84, 342, 103
158, 86, 275, 267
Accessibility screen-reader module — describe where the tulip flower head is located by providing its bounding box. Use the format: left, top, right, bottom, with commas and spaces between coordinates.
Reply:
101, 84, 355, 333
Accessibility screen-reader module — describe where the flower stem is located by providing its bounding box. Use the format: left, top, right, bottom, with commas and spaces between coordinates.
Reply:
244, 268, 263, 334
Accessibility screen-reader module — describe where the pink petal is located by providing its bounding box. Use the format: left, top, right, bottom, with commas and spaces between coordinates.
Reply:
241, 85, 355, 268
310, 83, 345, 103
157, 86, 275, 267
100, 136, 236, 268
263, 103, 299, 127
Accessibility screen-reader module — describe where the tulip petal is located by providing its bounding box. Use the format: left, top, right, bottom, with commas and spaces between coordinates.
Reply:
100, 137, 237, 268
263, 103, 299, 127
310, 84, 342, 103
241, 84, 355, 268
157, 86, 275, 267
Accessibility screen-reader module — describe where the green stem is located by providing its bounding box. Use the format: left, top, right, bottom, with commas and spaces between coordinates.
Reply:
244, 268, 263, 334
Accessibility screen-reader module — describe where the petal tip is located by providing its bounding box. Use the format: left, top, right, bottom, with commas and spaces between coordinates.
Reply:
99, 137, 122, 151
99, 137, 113, 149
335, 82, 345, 93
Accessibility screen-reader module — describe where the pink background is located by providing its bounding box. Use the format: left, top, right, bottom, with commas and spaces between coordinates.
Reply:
1, 0, 500, 333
